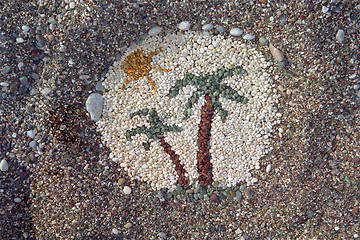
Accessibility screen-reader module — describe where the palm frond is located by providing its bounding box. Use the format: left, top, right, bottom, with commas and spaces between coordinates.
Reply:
219, 84, 248, 104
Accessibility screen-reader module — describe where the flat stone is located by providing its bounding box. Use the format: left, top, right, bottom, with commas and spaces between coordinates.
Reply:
26, 130, 36, 139
269, 43, 284, 62
230, 28, 243, 36
124, 222, 132, 228
243, 34, 255, 40
216, 26, 226, 33
0, 159, 9, 171
148, 26, 163, 36
336, 29, 345, 42
86, 93, 103, 121
14, 198, 22, 203
209, 194, 220, 203
202, 24, 214, 31
29, 141, 37, 148
30, 73, 40, 80
112, 228, 119, 234
158, 232, 167, 238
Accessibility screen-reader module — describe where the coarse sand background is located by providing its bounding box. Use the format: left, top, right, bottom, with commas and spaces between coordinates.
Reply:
0, 0, 359, 239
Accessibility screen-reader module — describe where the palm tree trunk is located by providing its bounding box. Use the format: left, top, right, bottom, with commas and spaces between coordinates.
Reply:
197, 94, 214, 187
159, 136, 190, 188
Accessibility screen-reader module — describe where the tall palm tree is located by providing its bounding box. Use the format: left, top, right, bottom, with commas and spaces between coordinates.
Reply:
167, 65, 248, 187
126, 108, 190, 187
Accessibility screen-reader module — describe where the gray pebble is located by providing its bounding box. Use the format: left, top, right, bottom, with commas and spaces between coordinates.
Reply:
29, 141, 37, 148
0, 159, 9, 171
95, 82, 104, 91
86, 93, 104, 121
259, 37, 268, 46
336, 29, 345, 42
27, 130, 36, 139
19, 76, 28, 84
158, 232, 167, 238
30, 73, 40, 80
202, 24, 214, 31
216, 25, 226, 33
278, 61, 286, 69
2, 66, 11, 74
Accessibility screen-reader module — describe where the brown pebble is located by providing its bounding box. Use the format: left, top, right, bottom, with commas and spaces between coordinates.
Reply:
209, 194, 219, 203
350, 208, 358, 215
229, 190, 236, 198
118, 178, 126, 185
334, 185, 344, 192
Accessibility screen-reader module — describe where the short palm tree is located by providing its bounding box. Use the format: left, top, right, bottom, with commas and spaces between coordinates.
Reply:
126, 108, 190, 187
167, 65, 248, 187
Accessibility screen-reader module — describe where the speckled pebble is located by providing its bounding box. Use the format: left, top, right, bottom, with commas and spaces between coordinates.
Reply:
124, 222, 132, 229
29, 141, 37, 148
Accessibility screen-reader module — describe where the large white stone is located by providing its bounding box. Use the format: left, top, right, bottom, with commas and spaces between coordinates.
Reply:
0, 159, 9, 171
269, 43, 284, 62
86, 93, 103, 121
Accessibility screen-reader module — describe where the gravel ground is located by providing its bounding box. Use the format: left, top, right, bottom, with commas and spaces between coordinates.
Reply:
1, 0, 359, 239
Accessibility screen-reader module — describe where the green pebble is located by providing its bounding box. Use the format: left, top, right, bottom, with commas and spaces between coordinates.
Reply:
186, 189, 193, 194
239, 184, 247, 191
203, 194, 210, 201
224, 191, 233, 200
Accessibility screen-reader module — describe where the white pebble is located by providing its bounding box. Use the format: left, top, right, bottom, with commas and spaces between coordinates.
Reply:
123, 186, 132, 194
14, 198, 21, 203
259, 37, 268, 46
112, 228, 119, 234
148, 26, 163, 36
266, 164, 272, 173
178, 21, 191, 31
69, 2, 75, 9
243, 34, 255, 40
336, 29, 345, 42
29, 141, 37, 148
230, 28, 243, 36
22, 25, 30, 33
322, 6, 329, 14
86, 93, 104, 121
16, 38, 24, 43
0, 159, 9, 171
202, 24, 214, 31
26, 130, 36, 139
269, 43, 284, 62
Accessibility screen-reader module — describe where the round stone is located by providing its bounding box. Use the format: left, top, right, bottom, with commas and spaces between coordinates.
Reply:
230, 28, 243, 36
259, 37, 268, 46
112, 228, 119, 234
69, 2, 75, 9
2, 66, 11, 74
123, 186, 132, 194
0, 159, 9, 171
14, 198, 21, 203
22, 25, 30, 33
124, 223, 132, 228
178, 21, 191, 31
29, 141, 37, 148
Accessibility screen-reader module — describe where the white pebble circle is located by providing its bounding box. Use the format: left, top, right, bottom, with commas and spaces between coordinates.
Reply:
97, 31, 279, 191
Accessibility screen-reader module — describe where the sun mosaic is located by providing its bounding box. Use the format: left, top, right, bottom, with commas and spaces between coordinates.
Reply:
97, 31, 280, 191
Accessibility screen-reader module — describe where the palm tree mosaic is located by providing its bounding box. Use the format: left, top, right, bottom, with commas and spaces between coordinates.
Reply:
167, 66, 248, 187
